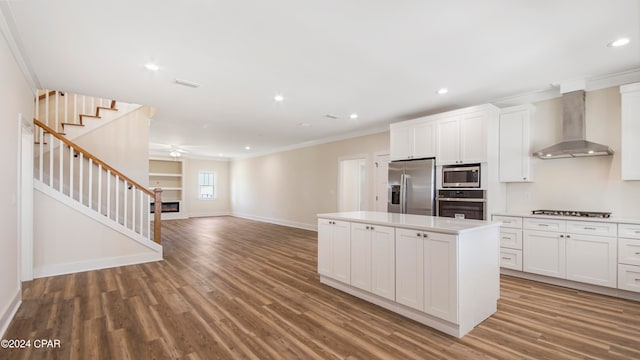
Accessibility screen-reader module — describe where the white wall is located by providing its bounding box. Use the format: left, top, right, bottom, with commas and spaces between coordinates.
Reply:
230, 132, 389, 229
33, 190, 161, 277
506, 86, 640, 217
73, 106, 152, 186
0, 30, 33, 336
184, 158, 230, 217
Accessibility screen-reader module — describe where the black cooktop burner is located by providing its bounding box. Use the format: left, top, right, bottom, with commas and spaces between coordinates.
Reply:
531, 210, 611, 218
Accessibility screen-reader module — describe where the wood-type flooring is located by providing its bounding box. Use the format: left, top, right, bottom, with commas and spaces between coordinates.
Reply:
2, 216, 640, 359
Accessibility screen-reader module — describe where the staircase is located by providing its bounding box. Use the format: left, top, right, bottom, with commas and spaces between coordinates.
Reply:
32, 89, 162, 278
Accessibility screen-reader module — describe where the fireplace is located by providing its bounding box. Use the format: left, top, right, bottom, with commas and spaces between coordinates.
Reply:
150, 201, 180, 213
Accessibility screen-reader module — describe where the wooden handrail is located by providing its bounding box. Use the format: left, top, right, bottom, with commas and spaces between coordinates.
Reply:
34, 118, 153, 197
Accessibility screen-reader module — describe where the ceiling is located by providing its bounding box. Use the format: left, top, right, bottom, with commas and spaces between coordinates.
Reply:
3, 0, 640, 159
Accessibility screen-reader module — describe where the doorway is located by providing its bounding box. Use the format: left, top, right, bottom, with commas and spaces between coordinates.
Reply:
338, 156, 367, 212
374, 153, 389, 212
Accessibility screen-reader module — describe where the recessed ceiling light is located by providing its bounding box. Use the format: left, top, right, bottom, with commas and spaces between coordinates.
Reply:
274, 94, 285, 102
245, 146, 251, 150
608, 37, 630, 47
349, 113, 358, 119
436, 88, 449, 95
218, 153, 223, 157
145, 63, 160, 71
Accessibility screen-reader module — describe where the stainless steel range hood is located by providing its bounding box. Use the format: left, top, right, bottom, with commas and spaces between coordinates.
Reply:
532, 90, 613, 159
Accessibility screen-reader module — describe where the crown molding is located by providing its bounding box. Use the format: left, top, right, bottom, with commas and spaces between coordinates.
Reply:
0, 2, 40, 93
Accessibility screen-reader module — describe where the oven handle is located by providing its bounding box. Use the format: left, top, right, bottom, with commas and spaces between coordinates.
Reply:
437, 198, 486, 202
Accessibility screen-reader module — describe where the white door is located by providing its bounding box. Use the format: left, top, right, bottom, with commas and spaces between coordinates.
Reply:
395, 228, 424, 311
371, 225, 395, 300
436, 118, 460, 165
413, 121, 436, 158
565, 234, 616, 288
460, 113, 487, 163
390, 124, 413, 161
374, 154, 389, 212
350, 223, 372, 291
423, 232, 458, 323
523, 230, 566, 278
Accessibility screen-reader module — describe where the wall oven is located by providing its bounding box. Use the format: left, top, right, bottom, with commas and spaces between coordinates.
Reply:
442, 163, 480, 188
436, 189, 486, 220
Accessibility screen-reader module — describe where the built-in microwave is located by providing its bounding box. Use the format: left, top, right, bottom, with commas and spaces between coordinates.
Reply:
442, 163, 480, 188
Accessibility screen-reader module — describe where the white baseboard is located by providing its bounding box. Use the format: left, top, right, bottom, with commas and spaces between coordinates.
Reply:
188, 211, 231, 218
231, 212, 317, 231
33, 251, 162, 279
0, 288, 21, 338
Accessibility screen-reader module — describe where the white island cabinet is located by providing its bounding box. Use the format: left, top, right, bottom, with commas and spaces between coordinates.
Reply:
317, 211, 500, 338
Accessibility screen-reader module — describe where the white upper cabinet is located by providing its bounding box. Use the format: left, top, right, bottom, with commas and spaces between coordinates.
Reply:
436, 112, 487, 165
390, 119, 436, 161
621, 82, 640, 180
499, 104, 535, 182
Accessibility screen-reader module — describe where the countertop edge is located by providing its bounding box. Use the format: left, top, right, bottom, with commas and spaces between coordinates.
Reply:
492, 212, 640, 225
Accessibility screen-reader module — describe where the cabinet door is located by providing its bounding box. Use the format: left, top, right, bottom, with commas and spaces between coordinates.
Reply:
523, 230, 566, 278
317, 219, 333, 276
395, 229, 424, 311
566, 234, 616, 288
499, 107, 531, 182
371, 225, 395, 300
332, 220, 351, 283
413, 121, 436, 159
423, 232, 458, 323
460, 113, 487, 163
390, 124, 413, 161
436, 118, 460, 165
350, 223, 372, 291
621, 83, 640, 180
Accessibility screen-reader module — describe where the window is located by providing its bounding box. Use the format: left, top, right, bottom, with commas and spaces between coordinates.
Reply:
198, 171, 216, 200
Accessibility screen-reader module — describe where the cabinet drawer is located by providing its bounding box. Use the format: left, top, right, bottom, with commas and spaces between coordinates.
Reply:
618, 264, 640, 293
618, 223, 640, 239
619, 238, 640, 266
523, 218, 566, 232
500, 229, 522, 250
566, 221, 616, 237
493, 216, 522, 229
500, 248, 522, 271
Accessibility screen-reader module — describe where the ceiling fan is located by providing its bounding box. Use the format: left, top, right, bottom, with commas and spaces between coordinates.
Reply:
150, 143, 190, 159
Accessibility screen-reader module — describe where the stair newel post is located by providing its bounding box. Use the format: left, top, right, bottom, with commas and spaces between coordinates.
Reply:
153, 188, 163, 244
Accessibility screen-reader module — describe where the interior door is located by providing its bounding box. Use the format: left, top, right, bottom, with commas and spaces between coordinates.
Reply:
375, 154, 389, 212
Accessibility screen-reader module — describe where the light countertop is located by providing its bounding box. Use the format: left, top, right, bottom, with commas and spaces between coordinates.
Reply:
492, 212, 640, 225
317, 211, 500, 235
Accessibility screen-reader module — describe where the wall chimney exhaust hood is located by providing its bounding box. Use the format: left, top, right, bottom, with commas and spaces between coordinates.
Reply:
532, 89, 613, 159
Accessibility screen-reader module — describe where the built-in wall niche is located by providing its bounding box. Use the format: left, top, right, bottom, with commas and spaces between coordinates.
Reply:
148, 158, 183, 219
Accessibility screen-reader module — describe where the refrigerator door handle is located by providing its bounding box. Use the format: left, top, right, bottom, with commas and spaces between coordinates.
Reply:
400, 173, 407, 213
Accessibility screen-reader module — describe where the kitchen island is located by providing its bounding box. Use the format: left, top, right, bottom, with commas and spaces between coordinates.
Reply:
317, 211, 500, 338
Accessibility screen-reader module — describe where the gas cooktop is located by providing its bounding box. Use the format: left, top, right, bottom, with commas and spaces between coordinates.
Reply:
531, 210, 612, 218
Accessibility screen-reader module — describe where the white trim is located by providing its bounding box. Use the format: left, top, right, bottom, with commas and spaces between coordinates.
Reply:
501, 268, 640, 302
19, 114, 33, 281
0, 2, 39, 93
34, 180, 162, 253
188, 211, 231, 218
33, 252, 162, 279
231, 212, 317, 232
0, 288, 21, 338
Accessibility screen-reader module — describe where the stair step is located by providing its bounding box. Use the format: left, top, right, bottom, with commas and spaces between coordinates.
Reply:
97, 106, 119, 111
79, 114, 101, 119
61, 122, 85, 129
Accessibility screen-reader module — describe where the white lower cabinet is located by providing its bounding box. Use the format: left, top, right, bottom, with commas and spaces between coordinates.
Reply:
565, 234, 616, 287
617, 224, 640, 293
500, 248, 522, 271
493, 215, 524, 271
395, 228, 458, 322
423, 232, 458, 323
317, 219, 351, 284
395, 228, 424, 311
350, 223, 395, 300
523, 229, 566, 278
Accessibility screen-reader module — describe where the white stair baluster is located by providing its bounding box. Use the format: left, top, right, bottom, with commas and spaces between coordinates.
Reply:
69, 145, 74, 198
79, 152, 83, 204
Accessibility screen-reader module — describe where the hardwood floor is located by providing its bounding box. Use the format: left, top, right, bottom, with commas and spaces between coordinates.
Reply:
3, 216, 640, 359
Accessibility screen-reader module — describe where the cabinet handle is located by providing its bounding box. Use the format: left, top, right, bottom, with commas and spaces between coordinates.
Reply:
501, 257, 512, 260
635, 252, 640, 255
523, 177, 527, 180
417, 233, 422, 237
366, 226, 370, 230
423, 233, 429, 238
538, 224, 549, 227
370, 226, 375, 230
566, 235, 571, 238
584, 227, 597, 230
501, 236, 510, 240
635, 231, 640, 234
560, 235, 564, 238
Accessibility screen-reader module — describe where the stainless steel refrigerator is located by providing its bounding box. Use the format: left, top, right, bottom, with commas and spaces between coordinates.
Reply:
388, 158, 436, 215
